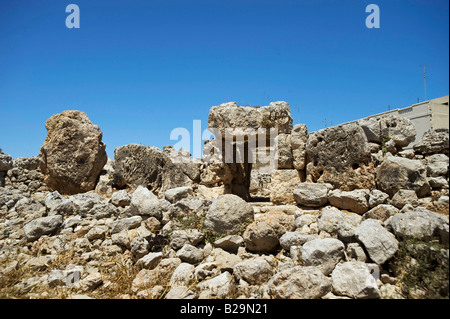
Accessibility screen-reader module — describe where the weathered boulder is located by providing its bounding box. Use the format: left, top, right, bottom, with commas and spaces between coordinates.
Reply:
291, 124, 308, 170
129, 186, 169, 220
318, 208, 362, 242
413, 128, 449, 155
164, 186, 193, 203
39, 110, 107, 194
169, 263, 196, 287
328, 189, 370, 214
136, 252, 163, 270
45, 190, 74, 215
368, 189, 390, 208
176, 244, 204, 264
306, 124, 375, 191
24, 215, 63, 242
358, 115, 416, 147
426, 154, 449, 177
170, 229, 205, 250
208, 101, 293, 136
111, 190, 131, 207
362, 204, 399, 222
196, 271, 235, 299
376, 156, 430, 197
111, 216, 142, 234
354, 219, 398, 264
204, 194, 254, 235
213, 235, 244, 253
0, 152, 13, 172
300, 238, 345, 275
331, 261, 381, 299
293, 183, 330, 207
243, 212, 295, 252
233, 257, 273, 285
113, 144, 194, 194
279, 232, 317, 251
387, 206, 449, 241
267, 266, 331, 299
391, 189, 418, 209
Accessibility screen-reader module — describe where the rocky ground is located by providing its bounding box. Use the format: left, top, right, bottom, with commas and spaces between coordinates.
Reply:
0, 102, 448, 299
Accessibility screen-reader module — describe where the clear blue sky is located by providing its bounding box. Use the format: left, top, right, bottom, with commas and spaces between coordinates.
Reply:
0, 0, 448, 159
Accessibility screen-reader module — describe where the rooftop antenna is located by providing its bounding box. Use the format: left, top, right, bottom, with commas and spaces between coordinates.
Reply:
419, 65, 431, 101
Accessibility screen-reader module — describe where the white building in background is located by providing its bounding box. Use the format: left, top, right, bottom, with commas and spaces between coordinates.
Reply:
349, 95, 449, 149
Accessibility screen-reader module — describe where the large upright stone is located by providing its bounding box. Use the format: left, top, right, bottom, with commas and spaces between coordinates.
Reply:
269, 170, 302, 204
0, 151, 13, 187
276, 134, 293, 169
291, 124, 308, 170
39, 110, 107, 194
0, 152, 13, 172
306, 124, 375, 191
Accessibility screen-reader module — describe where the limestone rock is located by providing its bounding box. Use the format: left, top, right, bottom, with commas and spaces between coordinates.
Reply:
293, 183, 330, 207
204, 194, 254, 235
243, 212, 295, 252
306, 124, 375, 190
24, 215, 63, 242
368, 189, 390, 208
413, 128, 449, 155
331, 261, 381, 299
376, 156, 430, 197
355, 219, 398, 264
0, 152, 13, 172
279, 232, 317, 251
426, 154, 449, 177
300, 238, 345, 275
291, 124, 308, 170
358, 115, 416, 147
213, 235, 244, 253
233, 257, 273, 285
276, 134, 293, 169
136, 252, 163, 270
269, 170, 302, 204
387, 206, 449, 241
114, 144, 194, 194
362, 204, 399, 222
207, 101, 293, 136
111, 216, 142, 234
196, 271, 234, 299
391, 189, 419, 209
164, 186, 193, 203
267, 266, 331, 299
39, 110, 107, 194
170, 229, 205, 250
176, 244, 204, 264
169, 263, 196, 287
318, 208, 362, 242
111, 190, 131, 207
328, 189, 370, 214
129, 186, 168, 220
